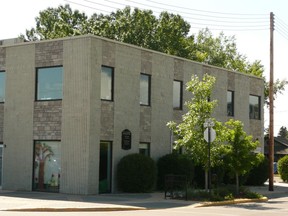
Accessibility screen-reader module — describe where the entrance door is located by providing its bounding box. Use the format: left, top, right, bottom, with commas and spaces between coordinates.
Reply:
0, 144, 3, 187
99, 141, 112, 193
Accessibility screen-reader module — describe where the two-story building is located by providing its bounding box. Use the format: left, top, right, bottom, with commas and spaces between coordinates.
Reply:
0, 35, 264, 194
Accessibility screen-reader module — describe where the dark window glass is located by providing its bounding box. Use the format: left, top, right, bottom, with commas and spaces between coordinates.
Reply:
101, 66, 114, 101
249, 95, 261, 119
139, 143, 150, 157
227, 90, 234, 116
173, 80, 182, 109
140, 74, 151, 106
36, 67, 63, 100
0, 71, 5, 102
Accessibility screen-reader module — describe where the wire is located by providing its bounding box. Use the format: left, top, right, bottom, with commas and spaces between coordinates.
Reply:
145, 0, 268, 16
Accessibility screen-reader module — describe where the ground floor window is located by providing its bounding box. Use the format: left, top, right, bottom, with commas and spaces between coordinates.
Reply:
139, 142, 150, 156
99, 141, 112, 193
33, 141, 61, 192
0, 143, 3, 187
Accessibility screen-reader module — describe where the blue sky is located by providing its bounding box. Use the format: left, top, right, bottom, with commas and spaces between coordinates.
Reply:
1, 0, 288, 133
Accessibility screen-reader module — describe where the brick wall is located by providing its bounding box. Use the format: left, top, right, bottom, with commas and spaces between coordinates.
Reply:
33, 101, 62, 140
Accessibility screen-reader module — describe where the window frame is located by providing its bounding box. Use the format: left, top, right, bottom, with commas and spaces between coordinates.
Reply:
173, 80, 183, 110
140, 73, 151, 106
101, 65, 114, 101
227, 90, 234, 116
249, 95, 261, 120
139, 142, 150, 157
0, 71, 5, 103
35, 66, 63, 101
32, 140, 61, 193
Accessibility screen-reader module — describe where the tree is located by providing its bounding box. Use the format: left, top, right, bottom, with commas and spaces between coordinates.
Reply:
278, 126, 288, 139
223, 119, 259, 194
168, 74, 226, 191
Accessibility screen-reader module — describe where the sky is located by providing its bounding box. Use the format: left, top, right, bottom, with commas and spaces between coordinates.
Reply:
1, 0, 288, 134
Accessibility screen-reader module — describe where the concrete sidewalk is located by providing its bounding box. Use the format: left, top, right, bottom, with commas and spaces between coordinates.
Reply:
0, 180, 287, 212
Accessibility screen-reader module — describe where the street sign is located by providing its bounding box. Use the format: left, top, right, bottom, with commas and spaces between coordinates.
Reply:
204, 128, 216, 142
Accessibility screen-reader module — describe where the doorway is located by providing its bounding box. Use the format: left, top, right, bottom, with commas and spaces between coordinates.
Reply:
0, 144, 3, 188
99, 141, 112, 193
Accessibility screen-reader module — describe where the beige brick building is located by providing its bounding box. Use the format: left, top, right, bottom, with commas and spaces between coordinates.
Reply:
0, 35, 264, 194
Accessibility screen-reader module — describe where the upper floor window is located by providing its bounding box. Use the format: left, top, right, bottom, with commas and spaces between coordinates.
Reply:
0, 71, 5, 102
227, 90, 234, 116
36, 66, 63, 101
101, 66, 114, 101
140, 74, 151, 106
173, 80, 182, 110
249, 95, 261, 119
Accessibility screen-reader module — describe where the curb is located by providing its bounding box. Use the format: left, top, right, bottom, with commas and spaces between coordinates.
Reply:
5, 207, 147, 212
195, 197, 268, 208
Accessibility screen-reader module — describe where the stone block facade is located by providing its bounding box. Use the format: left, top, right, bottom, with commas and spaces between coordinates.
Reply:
0, 35, 264, 195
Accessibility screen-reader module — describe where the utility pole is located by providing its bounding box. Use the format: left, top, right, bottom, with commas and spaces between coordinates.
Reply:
268, 12, 274, 191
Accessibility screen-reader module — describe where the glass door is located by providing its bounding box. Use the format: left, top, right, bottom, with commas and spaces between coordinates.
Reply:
0, 144, 3, 187
99, 141, 112, 193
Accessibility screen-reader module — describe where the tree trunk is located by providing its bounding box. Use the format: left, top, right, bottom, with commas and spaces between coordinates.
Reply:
236, 172, 239, 195
205, 170, 208, 192
38, 161, 45, 190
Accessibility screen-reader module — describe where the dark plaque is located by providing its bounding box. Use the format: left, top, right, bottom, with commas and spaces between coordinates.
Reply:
122, 129, 132, 150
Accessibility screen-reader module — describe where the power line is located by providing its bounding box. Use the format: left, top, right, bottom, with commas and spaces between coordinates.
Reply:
145, 0, 267, 16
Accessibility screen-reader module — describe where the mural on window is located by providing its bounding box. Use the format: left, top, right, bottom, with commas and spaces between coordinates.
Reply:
33, 141, 61, 192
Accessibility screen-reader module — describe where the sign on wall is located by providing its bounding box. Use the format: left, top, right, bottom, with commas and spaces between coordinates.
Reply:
122, 129, 132, 150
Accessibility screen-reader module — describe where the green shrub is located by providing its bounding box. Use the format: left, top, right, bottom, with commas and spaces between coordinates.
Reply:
117, 153, 156, 192
157, 153, 194, 190
245, 154, 269, 186
278, 155, 288, 182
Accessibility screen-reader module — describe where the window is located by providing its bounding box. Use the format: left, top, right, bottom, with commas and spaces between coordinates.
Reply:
249, 95, 261, 119
36, 67, 63, 101
33, 141, 61, 192
139, 143, 150, 156
0, 71, 5, 102
101, 66, 114, 101
227, 90, 234, 116
173, 80, 182, 109
0, 143, 3, 187
140, 74, 151, 106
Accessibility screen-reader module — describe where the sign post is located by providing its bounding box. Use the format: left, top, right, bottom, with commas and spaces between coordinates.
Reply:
204, 118, 215, 196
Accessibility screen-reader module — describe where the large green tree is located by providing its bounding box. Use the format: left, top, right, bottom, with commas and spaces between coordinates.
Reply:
278, 126, 288, 139
167, 74, 226, 191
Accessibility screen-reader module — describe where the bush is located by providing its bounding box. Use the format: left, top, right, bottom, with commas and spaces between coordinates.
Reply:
157, 153, 194, 190
278, 155, 288, 182
117, 153, 156, 192
245, 154, 269, 186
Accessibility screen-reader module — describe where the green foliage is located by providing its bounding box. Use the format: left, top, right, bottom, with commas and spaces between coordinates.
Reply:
278, 155, 288, 182
223, 119, 260, 194
157, 153, 194, 190
117, 153, 156, 192
245, 154, 269, 186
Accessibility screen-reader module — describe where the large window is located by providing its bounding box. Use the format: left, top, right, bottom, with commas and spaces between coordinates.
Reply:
227, 90, 234, 116
173, 80, 182, 109
36, 67, 63, 101
0, 143, 3, 187
139, 142, 150, 157
33, 141, 61, 192
249, 95, 261, 119
101, 66, 114, 101
0, 71, 5, 102
140, 74, 151, 106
